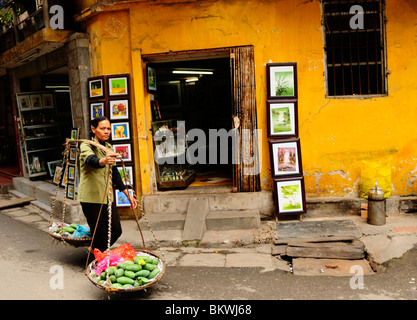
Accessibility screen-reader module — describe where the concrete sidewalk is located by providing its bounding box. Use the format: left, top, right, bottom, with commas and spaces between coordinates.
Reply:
1, 191, 417, 274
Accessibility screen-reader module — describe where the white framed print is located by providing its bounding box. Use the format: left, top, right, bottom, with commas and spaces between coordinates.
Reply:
269, 138, 302, 178
90, 102, 105, 120
113, 143, 132, 162
267, 100, 298, 138
109, 99, 129, 120
115, 189, 134, 207
117, 165, 134, 185
111, 122, 130, 141
17, 94, 31, 110
273, 176, 306, 216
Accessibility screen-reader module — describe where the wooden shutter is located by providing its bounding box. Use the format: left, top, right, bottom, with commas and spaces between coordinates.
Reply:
230, 46, 260, 192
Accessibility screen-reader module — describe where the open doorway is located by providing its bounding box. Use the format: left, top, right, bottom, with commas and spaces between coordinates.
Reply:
151, 57, 233, 189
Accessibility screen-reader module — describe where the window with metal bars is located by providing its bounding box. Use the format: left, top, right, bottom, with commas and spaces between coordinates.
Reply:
322, 0, 387, 97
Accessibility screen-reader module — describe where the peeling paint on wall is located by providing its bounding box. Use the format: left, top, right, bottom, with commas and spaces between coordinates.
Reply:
328, 169, 349, 179
407, 165, 417, 187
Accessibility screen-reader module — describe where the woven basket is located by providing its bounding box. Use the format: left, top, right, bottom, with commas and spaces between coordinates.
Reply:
86, 249, 166, 293
49, 231, 91, 247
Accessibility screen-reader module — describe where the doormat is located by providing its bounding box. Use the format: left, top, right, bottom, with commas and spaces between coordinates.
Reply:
276, 219, 362, 241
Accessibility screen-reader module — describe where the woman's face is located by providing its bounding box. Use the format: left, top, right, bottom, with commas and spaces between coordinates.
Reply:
91, 120, 111, 142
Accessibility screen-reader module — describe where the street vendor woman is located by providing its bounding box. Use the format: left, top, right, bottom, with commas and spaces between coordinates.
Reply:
78, 116, 137, 253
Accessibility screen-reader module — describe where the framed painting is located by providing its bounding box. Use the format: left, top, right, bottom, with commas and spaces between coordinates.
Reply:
61, 166, 67, 187
30, 94, 43, 109
90, 102, 105, 120
68, 165, 76, 182
70, 128, 79, 140
117, 165, 134, 186
108, 75, 129, 96
109, 99, 129, 120
273, 176, 306, 216
42, 93, 54, 109
269, 138, 302, 178
17, 94, 31, 111
53, 166, 63, 185
66, 183, 75, 200
69, 147, 77, 162
88, 77, 105, 99
115, 189, 134, 207
47, 160, 63, 178
267, 100, 298, 138
113, 143, 132, 162
146, 65, 157, 93
267, 63, 298, 100
111, 122, 130, 141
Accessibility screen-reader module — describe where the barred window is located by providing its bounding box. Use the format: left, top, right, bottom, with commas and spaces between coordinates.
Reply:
322, 0, 387, 97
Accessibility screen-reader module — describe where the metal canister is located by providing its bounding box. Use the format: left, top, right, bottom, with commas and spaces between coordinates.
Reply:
367, 182, 386, 226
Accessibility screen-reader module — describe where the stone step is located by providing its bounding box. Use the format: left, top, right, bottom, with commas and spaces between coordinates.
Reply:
138, 209, 260, 231
206, 210, 260, 230
142, 191, 274, 217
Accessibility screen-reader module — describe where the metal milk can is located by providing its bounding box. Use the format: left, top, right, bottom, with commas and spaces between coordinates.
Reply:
367, 181, 386, 226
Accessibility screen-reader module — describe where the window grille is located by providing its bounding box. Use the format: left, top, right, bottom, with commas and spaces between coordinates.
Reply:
321, 0, 387, 97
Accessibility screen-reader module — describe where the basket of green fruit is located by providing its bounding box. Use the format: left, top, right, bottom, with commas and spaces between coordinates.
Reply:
49, 222, 92, 247
86, 249, 165, 292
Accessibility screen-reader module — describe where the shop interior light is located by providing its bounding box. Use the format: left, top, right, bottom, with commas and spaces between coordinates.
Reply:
172, 69, 214, 75
186, 78, 199, 82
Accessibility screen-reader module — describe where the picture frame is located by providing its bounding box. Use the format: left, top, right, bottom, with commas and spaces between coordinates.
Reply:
66, 184, 75, 200
267, 63, 298, 100
115, 189, 134, 207
30, 94, 43, 109
111, 122, 130, 141
69, 147, 77, 162
109, 99, 129, 120
68, 165, 75, 181
42, 93, 54, 109
61, 166, 67, 187
113, 143, 132, 162
17, 94, 31, 110
52, 166, 63, 185
267, 100, 298, 138
108, 75, 129, 96
90, 102, 105, 120
146, 65, 157, 93
88, 77, 105, 99
70, 128, 79, 140
269, 138, 302, 178
273, 176, 306, 215
47, 160, 63, 178
117, 165, 134, 186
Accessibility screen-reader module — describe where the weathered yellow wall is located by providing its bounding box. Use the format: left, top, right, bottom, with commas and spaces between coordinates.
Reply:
79, 0, 417, 198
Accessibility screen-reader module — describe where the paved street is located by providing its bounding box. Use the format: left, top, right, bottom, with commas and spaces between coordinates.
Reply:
1, 204, 417, 304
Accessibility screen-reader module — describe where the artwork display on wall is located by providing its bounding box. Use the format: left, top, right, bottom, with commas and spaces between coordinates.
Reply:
266, 62, 305, 217
87, 74, 136, 209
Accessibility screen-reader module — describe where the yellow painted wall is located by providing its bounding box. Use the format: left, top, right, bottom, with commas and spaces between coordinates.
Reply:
78, 0, 417, 198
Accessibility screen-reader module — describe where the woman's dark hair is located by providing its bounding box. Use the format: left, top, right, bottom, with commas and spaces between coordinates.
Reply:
91, 116, 109, 128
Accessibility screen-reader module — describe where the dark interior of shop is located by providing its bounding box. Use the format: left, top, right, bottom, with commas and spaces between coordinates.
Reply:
152, 58, 233, 187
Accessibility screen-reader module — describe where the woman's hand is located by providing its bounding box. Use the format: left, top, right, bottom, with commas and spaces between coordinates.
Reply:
99, 152, 119, 166
124, 190, 138, 209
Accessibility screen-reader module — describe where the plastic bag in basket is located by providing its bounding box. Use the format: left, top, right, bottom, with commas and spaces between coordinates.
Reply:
94, 243, 137, 262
